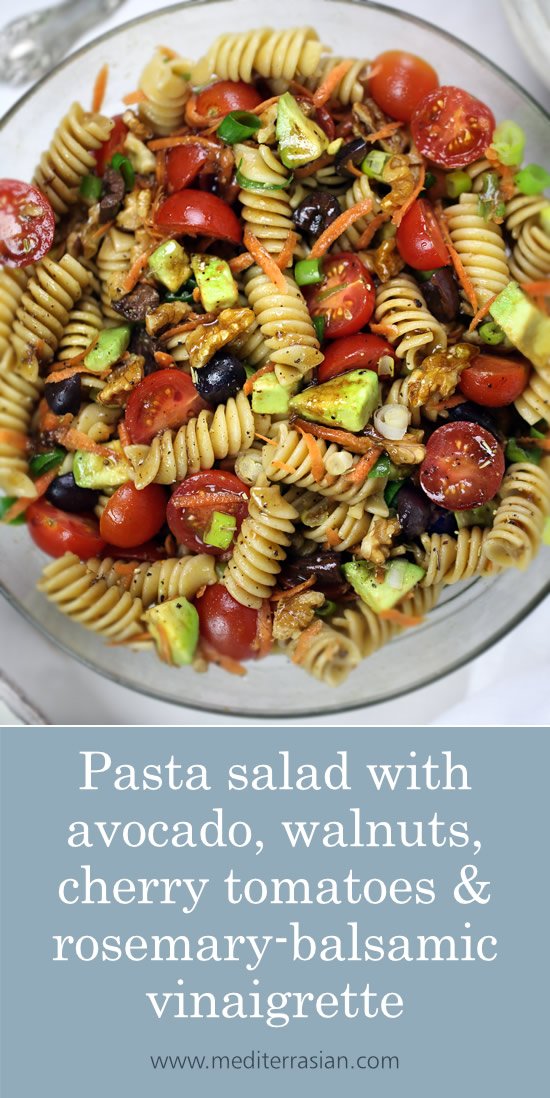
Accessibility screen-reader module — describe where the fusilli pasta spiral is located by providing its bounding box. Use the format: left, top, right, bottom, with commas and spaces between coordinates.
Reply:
285, 487, 372, 550
87, 554, 217, 607
509, 214, 550, 284
305, 55, 368, 104
373, 274, 447, 370
0, 347, 43, 496
337, 174, 379, 250
444, 192, 509, 310
71, 401, 120, 443
10, 254, 90, 378
96, 228, 134, 318
412, 527, 496, 586
0, 269, 29, 355
515, 358, 550, 425
58, 294, 104, 360
192, 26, 322, 85
223, 482, 298, 608
287, 621, 362, 686
327, 584, 442, 666
243, 265, 323, 386
37, 553, 147, 641
235, 144, 296, 262
484, 462, 550, 569
263, 426, 385, 505
138, 49, 191, 135
32, 102, 113, 220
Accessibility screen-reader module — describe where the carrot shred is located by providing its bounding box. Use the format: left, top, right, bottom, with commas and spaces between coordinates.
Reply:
366, 120, 403, 143
428, 393, 466, 413
118, 421, 131, 448
294, 153, 334, 180
254, 599, 273, 658
392, 164, 426, 227
297, 426, 325, 482
171, 491, 246, 511
255, 432, 276, 445
45, 364, 105, 385
157, 45, 179, 59
37, 399, 68, 434
2, 469, 58, 523
379, 608, 424, 627
92, 64, 109, 113
243, 362, 275, 396
272, 459, 299, 475
185, 95, 222, 129
275, 231, 299, 270
467, 293, 498, 332
248, 95, 281, 116
113, 561, 139, 576
369, 320, 398, 337
271, 577, 316, 601
200, 639, 247, 676
344, 447, 384, 484
291, 620, 323, 664
435, 202, 478, 312
310, 197, 373, 258
122, 89, 147, 105
122, 248, 154, 294
153, 351, 175, 368
355, 211, 390, 249
521, 280, 550, 296
292, 417, 377, 455
229, 252, 254, 274
243, 228, 289, 292
91, 220, 115, 240
325, 526, 342, 546
313, 60, 354, 107
159, 312, 218, 342
148, 133, 220, 152
0, 429, 28, 452
57, 428, 118, 457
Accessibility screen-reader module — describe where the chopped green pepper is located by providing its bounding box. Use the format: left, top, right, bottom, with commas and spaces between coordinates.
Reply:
29, 448, 65, 478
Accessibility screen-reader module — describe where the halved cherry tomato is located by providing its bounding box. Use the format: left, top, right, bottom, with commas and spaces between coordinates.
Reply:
166, 145, 210, 191
318, 333, 397, 382
459, 354, 531, 407
125, 369, 207, 445
305, 253, 375, 339
411, 86, 495, 168
155, 189, 243, 244
195, 80, 263, 118
396, 198, 449, 270
27, 499, 106, 558
167, 471, 249, 556
368, 50, 439, 123
0, 179, 55, 268
420, 421, 504, 511
196, 582, 260, 660
99, 482, 167, 548
95, 114, 128, 176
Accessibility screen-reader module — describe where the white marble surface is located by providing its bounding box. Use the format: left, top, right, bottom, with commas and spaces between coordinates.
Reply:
0, 0, 548, 726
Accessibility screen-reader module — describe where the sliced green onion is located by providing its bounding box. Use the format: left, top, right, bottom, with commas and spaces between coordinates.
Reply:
316, 599, 337, 618
79, 174, 102, 202
312, 315, 326, 343
110, 152, 135, 191
479, 320, 505, 345
514, 163, 550, 196
294, 258, 323, 287
164, 276, 197, 304
530, 424, 546, 439
384, 479, 403, 507
244, 364, 256, 380
506, 439, 542, 465
539, 207, 550, 235
203, 510, 237, 550
29, 448, 65, 478
368, 453, 393, 479
491, 120, 525, 167
477, 171, 505, 221
0, 496, 26, 525
361, 150, 391, 181
217, 110, 261, 144
236, 163, 292, 192
446, 170, 471, 198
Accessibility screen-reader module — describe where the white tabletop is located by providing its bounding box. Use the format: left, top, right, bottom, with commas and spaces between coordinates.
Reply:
1, 0, 549, 726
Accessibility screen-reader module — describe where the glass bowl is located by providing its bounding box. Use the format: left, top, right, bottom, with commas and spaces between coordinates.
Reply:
1, 0, 549, 717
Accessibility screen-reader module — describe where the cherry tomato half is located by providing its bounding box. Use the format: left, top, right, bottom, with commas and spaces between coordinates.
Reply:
305, 253, 375, 339
196, 582, 260, 660
396, 198, 449, 270
166, 145, 210, 191
0, 179, 55, 268
368, 50, 439, 123
195, 80, 263, 118
459, 354, 531, 408
318, 333, 397, 382
155, 189, 243, 244
125, 369, 207, 445
99, 482, 167, 548
27, 499, 106, 558
411, 86, 495, 168
95, 114, 128, 176
420, 421, 504, 511
167, 471, 249, 556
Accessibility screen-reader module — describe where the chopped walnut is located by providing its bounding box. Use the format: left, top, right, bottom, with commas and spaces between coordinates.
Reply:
407, 343, 475, 409
145, 300, 192, 336
122, 109, 154, 142
353, 99, 408, 154
272, 590, 325, 642
185, 307, 255, 369
372, 238, 405, 283
116, 188, 153, 232
66, 203, 102, 260
97, 355, 145, 406
359, 516, 401, 565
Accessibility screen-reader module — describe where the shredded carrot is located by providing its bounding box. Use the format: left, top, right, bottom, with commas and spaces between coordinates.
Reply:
271, 577, 316, 601
244, 364, 275, 397
313, 60, 354, 107
310, 197, 373, 258
276, 231, 299, 270
292, 417, 376, 455
325, 526, 342, 547
379, 608, 424, 627
467, 293, 498, 332
122, 248, 154, 294
45, 363, 105, 385
122, 89, 147, 105
243, 228, 289, 292
254, 600, 273, 658
294, 153, 334, 180
435, 202, 478, 313
392, 164, 426, 227
291, 620, 323, 664
344, 447, 384, 484
153, 351, 175, 368
2, 469, 58, 523
57, 428, 117, 457
272, 459, 299, 475
55, 331, 100, 368
255, 432, 276, 445
355, 211, 390, 249
37, 399, 68, 433
92, 64, 109, 113
185, 95, 222, 129
517, 436, 550, 450
118, 422, 131, 448
521, 280, 550, 296
148, 133, 220, 152
369, 320, 398, 337
0, 429, 27, 451
229, 252, 254, 274
428, 393, 467, 413
159, 313, 218, 341
113, 561, 139, 576
157, 45, 179, 59
248, 95, 281, 117
366, 120, 403, 144
297, 426, 325, 482
200, 639, 247, 676
91, 220, 115, 240
171, 491, 245, 511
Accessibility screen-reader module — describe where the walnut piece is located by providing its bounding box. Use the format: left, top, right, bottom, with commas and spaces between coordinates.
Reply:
407, 343, 474, 409
97, 355, 145, 406
272, 590, 325, 642
359, 516, 401, 565
145, 300, 192, 336
185, 307, 255, 369
117, 188, 153, 232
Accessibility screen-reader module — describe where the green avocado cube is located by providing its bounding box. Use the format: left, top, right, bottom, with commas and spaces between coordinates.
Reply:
490, 281, 550, 375
454, 503, 496, 529
289, 369, 379, 432
191, 255, 238, 312
149, 240, 191, 292
203, 510, 237, 550
84, 326, 131, 373
343, 559, 425, 613
252, 373, 292, 414
144, 597, 199, 666
276, 92, 329, 170
72, 442, 133, 490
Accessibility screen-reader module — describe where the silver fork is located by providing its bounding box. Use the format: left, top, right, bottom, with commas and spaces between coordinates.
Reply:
0, 0, 127, 85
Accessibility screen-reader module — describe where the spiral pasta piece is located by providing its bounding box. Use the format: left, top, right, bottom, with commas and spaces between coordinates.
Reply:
515, 366, 550, 425
71, 401, 120, 443
0, 347, 43, 496
126, 389, 257, 487
37, 553, 147, 641
305, 55, 368, 104
412, 527, 496, 586
243, 265, 323, 386
58, 294, 104, 360
385, 375, 421, 425
96, 228, 134, 318
223, 483, 298, 608
373, 275, 447, 370
231, 316, 271, 369
484, 462, 550, 570
10, 254, 90, 378
0, 268, 30, 355
330, 584, 442, 664
87, 554, 217, 607
32, 102, 113, 220
509, 217, 550, 283
444, 192, 510, 310
287, 621, 362, 686
235, 145, 296, 262
192, 26, 322, 85
263, 427, 385, 505
505, 193, 549, 236
138, 49, 191, 135
337, 174, 379, 250
285, 487, 372, 550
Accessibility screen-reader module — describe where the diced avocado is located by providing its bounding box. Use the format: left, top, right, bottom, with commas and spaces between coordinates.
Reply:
191, 254, 238, 312
84, 326, 131, 373
454, 502, 496, 529
144, 597, 199, 667
276, 92, 329, 170
490, 281, 550, 372
73, 442, 133, 490
289, 369, 379, 432
252, 373, 292, 415
343, 559, 425, 613
203, 510, 237, 550
149, 240, 191, 293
